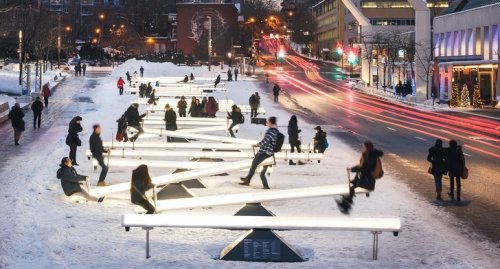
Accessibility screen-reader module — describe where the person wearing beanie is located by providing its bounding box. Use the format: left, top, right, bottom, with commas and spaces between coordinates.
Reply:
89, 124, 109, 186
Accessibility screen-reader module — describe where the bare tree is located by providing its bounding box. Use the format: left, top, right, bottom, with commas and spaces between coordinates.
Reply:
414, 40, 435, 100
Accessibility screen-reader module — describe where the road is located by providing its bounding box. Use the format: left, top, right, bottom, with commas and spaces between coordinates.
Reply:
259, 47, 500, 243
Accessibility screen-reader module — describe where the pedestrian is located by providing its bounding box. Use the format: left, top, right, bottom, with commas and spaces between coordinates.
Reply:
31, 97, 44, 129
249, 92, 260, 118
117, 76, 125, 95
8, 103, 25, 146
287, 115, 302, 165
446, 140, 466, 201
227, 68, 232, 81
188, 97, 198, 117
126, 71, 132, 86
164, 104, 177, 142
139, 83, 146, 98
272, 83, 281, 103
42, 83, 51, 107
182, 75, 189, 83
336, 141, 384, 214
239, 117, 279, 189
140, 66, 144, 77
227, 105, 243, 138
57, 157, 105, 202
133, 71, 138, 80
201, 97, 208, 117
177, 96, 187, 117
74, 65, 79, 76
214, 74, 221, 88
82, 63, 87, 76
155, 80, 160, 87
206, 96, 218, 118
89, 124, 109, 187
190, 73, 194, 81
130, 164, 155, 214
146, 82, 153, 98
123, 103, 146, 142
66, 116, 83, 165
427, 139, 446, 200
313, 126, 328, 154
234, 67, 239, 81
77, 63, 82, 76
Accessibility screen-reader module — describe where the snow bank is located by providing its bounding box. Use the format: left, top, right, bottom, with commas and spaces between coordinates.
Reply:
0, 67, 69, 95
0, 60, 499, 269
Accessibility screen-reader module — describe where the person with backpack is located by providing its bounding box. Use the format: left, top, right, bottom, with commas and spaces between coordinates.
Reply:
240, 116, 280, 189
272, 83, 281, 103
123, 103, 146, 142
117, 77, 125, 95
89, 124, 109, 186
249, 92, 260, 118
66, 116, 83, 165
42, 83, 51, 107
446, 140, 466, 201
227, 105, 243, 138
336, 141, 384, 214
8, 103, 25, 146
287, 115, 302, 165
31, 97, 44, 129
130, 164, 155, 214
427, 139, 447, 200
313, 126, 328, 154
177, 96, 187, 117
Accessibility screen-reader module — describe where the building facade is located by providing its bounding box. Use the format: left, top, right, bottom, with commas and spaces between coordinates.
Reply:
433, 1, 499, 106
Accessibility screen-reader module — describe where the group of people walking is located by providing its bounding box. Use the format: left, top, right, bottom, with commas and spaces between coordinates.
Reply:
188, 96, 219, 118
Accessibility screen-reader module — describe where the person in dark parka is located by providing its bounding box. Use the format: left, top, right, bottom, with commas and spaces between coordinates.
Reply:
214, 74, 221, 88
89, 124, 109, 186
66, 116, 83, 165
31, 97, 44, 129
124, 103, 145, 142
287, 115, 301, 165
227, 105, 242, 138
337, 141, 384, 214
446, 140, 465, 201
313, 126, 327, 153
57, 157, 104, 202
272, 83, 280, 102
130, 164, 155, 214
8, 103, 25, 146
427, 139, 447, 200
177, 96, 187, 117
164, 104, 177, 142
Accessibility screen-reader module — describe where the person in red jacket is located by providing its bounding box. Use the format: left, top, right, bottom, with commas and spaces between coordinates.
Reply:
41, 83, 51, 107
117, 77, 125, 95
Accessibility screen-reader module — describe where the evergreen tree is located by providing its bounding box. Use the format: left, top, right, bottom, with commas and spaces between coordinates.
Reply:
450, 83, 460, 107
460, 84, 470, 108
472, 84, 483, 108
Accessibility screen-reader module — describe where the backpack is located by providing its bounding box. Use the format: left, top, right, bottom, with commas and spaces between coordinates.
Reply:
372, 157, 384, 179
323, 137, 329, 149
273, 131, 285, 152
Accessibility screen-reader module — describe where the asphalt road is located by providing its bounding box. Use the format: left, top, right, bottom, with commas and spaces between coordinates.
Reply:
259, 51, 500, 244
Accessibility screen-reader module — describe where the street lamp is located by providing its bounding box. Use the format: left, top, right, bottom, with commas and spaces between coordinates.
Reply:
336, 46, 343, 70
347, 51, 357, 77
206, 16, 212, 71
227, 52, 232, 67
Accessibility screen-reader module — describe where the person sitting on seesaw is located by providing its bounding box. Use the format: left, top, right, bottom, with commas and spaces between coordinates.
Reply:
57, 157, 105, 202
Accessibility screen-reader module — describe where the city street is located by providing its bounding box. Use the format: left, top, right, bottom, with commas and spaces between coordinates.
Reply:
260, 51, 500, 243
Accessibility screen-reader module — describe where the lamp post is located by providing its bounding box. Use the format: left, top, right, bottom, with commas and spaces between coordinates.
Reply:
57, 12, 61, 69
206, 16, 212, 71
227, 52, 232, 67
336, 46, 343, 71
18, 30, 22, 86
347, 51, 357, 77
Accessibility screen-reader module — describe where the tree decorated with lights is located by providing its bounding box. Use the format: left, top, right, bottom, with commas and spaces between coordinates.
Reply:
460, 84, 470, 108
449, 82, 460, 107
472, 84, 483, 108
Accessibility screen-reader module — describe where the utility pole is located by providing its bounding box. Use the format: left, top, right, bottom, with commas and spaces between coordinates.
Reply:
57, 12, 61, 69
18, 30, 22, 86
207, 16, 212, 71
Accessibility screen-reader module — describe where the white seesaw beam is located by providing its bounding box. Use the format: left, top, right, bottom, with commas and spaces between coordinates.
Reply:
102, 159, 219, 169
103, 141, 312, 152
144, 115, 229, 122
143, 128, 258, 144
87, 149, 322, 160
143, 125, 237, 134
154, 185, 366, 212
89, 158, 274, 197
143, 120, 229, 126
122, 215, 401, 232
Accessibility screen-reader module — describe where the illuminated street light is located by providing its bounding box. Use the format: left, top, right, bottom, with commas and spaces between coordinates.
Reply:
347, 51, 357, 76
336, 46, 344, 69
288, 11, 293, 17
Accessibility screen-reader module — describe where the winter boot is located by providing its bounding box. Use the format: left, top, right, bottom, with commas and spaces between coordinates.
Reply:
97, 181, 108, 187
289, 160, 296, 165
456, 191, 461, 201
298, 160, 307, 165
436, 188, 442, 200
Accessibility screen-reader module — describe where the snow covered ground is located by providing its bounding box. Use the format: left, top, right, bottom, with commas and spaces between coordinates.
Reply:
0, 60, 499, 269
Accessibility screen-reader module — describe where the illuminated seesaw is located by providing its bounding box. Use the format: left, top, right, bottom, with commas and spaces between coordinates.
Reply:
90, 158, 219, 170
139, 125, 237, 134
141, 128, 258, 144
142, 119, 230, 126
146, 106, 266, 114
89, 158, 274, 197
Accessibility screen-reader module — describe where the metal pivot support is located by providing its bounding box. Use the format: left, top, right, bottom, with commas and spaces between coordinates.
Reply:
233, 203, 275, 217
144, 227, 153, 259
172, 169, 206, 188
372, 231, 382, 260
156, 183, 195, 200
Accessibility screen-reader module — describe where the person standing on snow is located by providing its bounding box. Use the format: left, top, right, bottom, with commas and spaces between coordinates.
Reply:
249, 92, 260, 118
427, 139, 447, 200
89, 124, 109, 187
239, 117, 279, 189
287, 115, 302, 165
234, 67, 239, 81
214, 74, 221, 88
57, 157, 105, 202
126, 71, 132, 86
177, 96, 187, 117
272, 83, 281, 103
164, 104, 177, 142
41, 83, 51, 107
130, 164, 155, 214
117, 76, 125, 95
8, 103, 25, 146
31, 97, 44, 129
227, 68, 232, 81
66, 116, 83, 165
82, 63, 87, 76
140, 66, 144, 77
336, 141, 384, 214
190, 73, 194, 81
